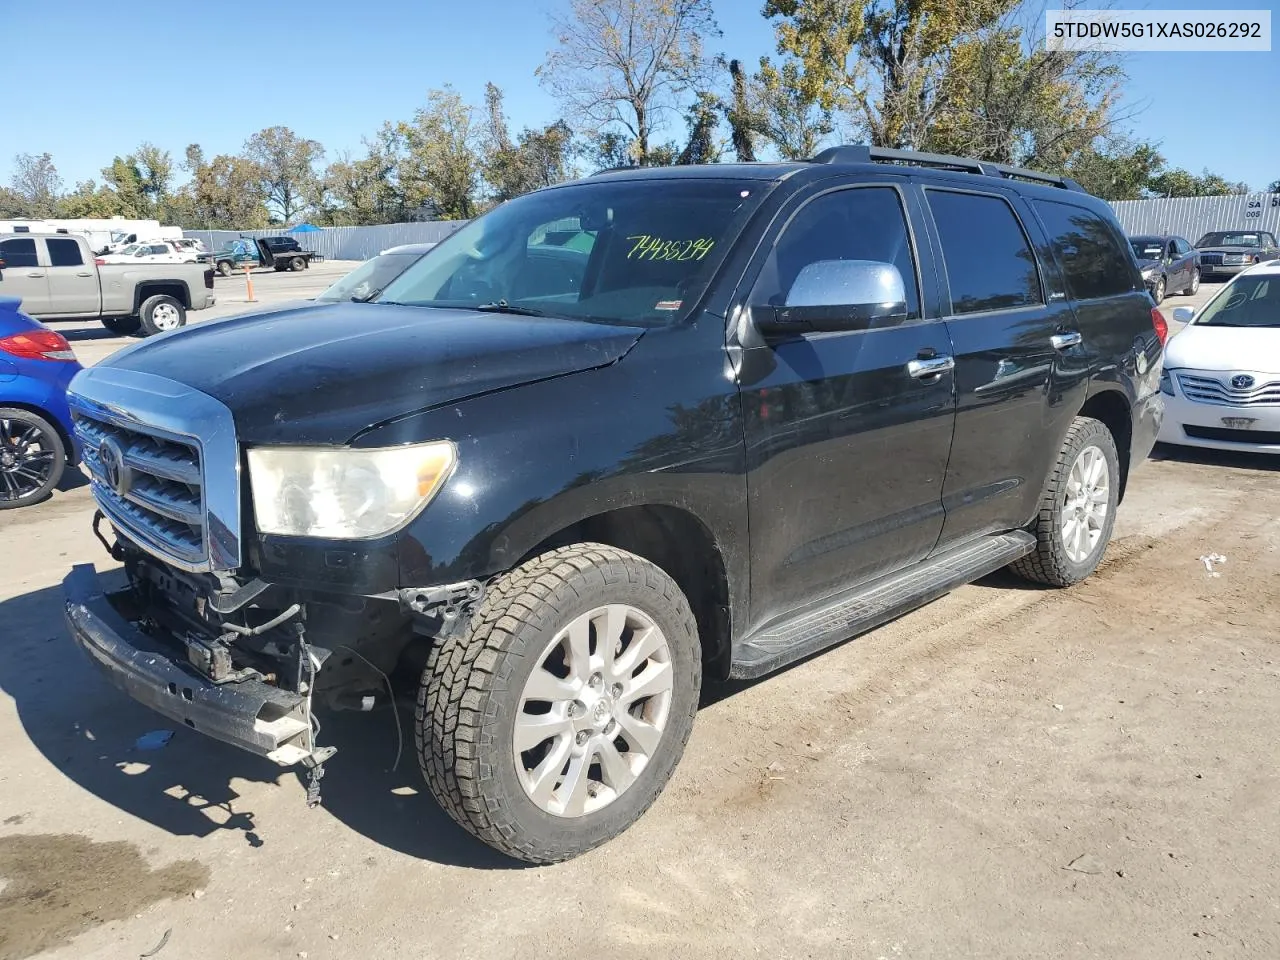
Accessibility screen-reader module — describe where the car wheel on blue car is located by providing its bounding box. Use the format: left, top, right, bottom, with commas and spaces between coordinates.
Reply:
0, 407, 66, 508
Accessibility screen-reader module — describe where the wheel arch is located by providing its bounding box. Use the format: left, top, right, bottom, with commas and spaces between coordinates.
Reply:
0, 400, 74, 466
519, 504, 733, 682
1078, 387, 1132, 501
133, 281, 192, 312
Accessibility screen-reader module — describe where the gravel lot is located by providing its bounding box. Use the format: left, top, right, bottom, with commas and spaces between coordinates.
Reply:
3, 276, 1278, 960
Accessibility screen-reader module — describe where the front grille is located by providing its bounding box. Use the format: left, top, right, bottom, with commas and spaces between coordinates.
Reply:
74, 412, 207, 567
1199, 253, 1224, 266
1184, 424, 1280, 446
1177, 373, 1280, 407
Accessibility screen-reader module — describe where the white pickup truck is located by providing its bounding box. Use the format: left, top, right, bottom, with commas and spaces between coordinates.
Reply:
0, 233, 215, 336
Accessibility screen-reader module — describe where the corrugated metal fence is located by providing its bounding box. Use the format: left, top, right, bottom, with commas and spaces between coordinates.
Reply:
1111, 193, 1280, 239
184, 221, 469, 262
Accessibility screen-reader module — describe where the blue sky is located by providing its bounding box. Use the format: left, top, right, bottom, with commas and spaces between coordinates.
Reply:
3, 0, 1276, 191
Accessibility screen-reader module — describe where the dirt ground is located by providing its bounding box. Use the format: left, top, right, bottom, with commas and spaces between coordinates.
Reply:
3, 280, 1277, 960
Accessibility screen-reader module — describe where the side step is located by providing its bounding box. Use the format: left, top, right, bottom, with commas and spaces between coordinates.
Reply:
730, 531, 1036, 680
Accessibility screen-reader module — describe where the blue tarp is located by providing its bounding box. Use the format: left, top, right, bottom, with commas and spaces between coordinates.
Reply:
288, 223, 321, 233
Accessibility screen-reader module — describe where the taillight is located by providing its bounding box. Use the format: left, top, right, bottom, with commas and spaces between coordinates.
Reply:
94, 257, 105, 265
0, 329, 77, 361
1151, 306, 1168, 346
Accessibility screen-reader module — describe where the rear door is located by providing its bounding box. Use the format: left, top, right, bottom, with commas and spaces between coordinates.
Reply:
738, 180, 957, 624
0, 237, 52, 314
919, 186, 1083, 547
42, 236, 101, 316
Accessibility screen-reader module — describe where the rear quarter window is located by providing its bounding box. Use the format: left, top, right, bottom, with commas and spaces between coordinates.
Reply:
1033, 201, 1137, 301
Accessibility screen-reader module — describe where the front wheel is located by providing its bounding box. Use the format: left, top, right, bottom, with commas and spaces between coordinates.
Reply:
1010, 416, 1120, 587
1152, 275, 1166, 304
0, 408, 66, 509
138, 294, 186, 336
416, 544, 702, 864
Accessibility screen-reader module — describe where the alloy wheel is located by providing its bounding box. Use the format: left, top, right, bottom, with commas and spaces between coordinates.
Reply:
1061, 444, 1110, 564
0, 417, 58, 502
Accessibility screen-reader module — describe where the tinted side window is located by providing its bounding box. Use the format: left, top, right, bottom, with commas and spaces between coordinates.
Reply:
1174, 237, 1192, 256
0, 238, 39, 268
149, 245, 169, 255
47, 238, 83, 266
927, 190, 1042, 314
1033, 200, 1136, 301
752, 186, 921, 323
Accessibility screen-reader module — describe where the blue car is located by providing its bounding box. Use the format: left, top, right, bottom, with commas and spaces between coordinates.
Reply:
0, 295, 82, 508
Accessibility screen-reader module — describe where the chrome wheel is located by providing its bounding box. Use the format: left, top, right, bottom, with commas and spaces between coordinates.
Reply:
514, 603, 673, 818
151, 302, 181, 330
1061, 444, 1110, 564
0, 416, 58, 502
1189, 270, 1200, 294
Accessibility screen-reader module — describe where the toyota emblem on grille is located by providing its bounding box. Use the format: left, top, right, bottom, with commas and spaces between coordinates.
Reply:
97, 436, 131, 496
1230, 374, 1255, 390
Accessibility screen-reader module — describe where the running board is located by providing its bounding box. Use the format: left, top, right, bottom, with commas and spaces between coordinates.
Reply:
730, 531, 1036, 680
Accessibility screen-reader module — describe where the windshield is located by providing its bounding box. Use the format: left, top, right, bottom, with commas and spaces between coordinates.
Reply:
375, 178, 770, 325
1197, 232, 1261, 248
1195, 274, 1280, 328
1130, 238, 1164, 260
117, 244, 140, 256
318, 252, 425, 302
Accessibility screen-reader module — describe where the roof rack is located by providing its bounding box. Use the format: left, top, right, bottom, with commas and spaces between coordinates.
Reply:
810, 144, 1086, 192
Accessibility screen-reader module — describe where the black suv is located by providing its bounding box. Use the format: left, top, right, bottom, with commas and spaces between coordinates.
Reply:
63, 145, 1165, 864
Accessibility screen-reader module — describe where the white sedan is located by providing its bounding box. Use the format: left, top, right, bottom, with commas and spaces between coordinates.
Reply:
98, 241, 195, 264
1158, 260, 1280, 453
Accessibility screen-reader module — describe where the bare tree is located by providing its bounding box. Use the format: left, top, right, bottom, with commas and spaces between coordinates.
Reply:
538, 0, 720, 165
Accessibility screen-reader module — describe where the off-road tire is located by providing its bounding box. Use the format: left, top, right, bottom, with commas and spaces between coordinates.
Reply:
0, 408, 65, 509
138, 294, 186, 336
416, 543, 702, 864
217, 259, 233, 277
290, 256, 306, 272
100, 315, 141, 336
1010, 416, 1120, 587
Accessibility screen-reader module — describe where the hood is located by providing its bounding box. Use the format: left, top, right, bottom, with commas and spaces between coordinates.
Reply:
100, 302, 644, 444
1136, 258, 1159, 271
1165, 323, 1280, 375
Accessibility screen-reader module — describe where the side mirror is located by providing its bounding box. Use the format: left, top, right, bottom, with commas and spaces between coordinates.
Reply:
753, 260, 908, 335
1171, 306, 1195, 325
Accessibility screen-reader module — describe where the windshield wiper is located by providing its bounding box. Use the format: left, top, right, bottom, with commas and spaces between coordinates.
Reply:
474, 300, 546, 317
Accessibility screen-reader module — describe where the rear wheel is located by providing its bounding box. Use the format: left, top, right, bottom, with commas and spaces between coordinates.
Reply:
217, 260, 233, 277
1010, 416, 1120, 587
1182, 268, 1200, 296
100, 315, 141, 336
0, 408, 66, 509
417, 543, 702, 864
290, 256, 305, 272
138, 294, 186, 336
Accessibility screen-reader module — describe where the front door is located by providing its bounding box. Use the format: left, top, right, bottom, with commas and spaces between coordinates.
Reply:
738, 182, 956, 627
0, 237, 51, 315
919, 187, 1080, 546
42, 237, 101, 316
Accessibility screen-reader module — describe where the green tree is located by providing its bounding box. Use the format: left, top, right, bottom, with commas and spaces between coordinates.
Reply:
481, 84, 574, 202
725, 60, 758, 162
57, 180, 126, 218
1063, 139, 1165, 201
396, 87, 483, 219
243, 126, 324, 224
0, 187, 31, 219
676, 92, 723, 164
750, 55, 835, 159
181, 144, 270, 229
1268, 179, 1280, 193
539, 0, 720, 165
1149, 168, 1249, 198
9, 152, 63, 218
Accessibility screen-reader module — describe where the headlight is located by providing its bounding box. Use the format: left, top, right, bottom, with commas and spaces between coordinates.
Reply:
1159, 369, 1174, 396
247, 441, 457, 538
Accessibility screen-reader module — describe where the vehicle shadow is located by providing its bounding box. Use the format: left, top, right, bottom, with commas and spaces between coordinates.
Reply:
62, 327, 134, 343
0, 579, 523, 870
1149, 441, 1280, 472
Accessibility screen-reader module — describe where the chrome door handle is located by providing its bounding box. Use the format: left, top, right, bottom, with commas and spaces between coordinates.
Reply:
1051, 331, 1082, 351
26, 271, 45, 278
907, 355, 955, 379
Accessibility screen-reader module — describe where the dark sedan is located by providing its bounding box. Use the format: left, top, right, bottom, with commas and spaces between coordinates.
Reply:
1195, 230, 1280, 280
1128, 234, 1200, 303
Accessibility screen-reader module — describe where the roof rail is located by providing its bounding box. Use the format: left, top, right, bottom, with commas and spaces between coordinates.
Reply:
810, 144, 1086, 192
591, 165, 640, 176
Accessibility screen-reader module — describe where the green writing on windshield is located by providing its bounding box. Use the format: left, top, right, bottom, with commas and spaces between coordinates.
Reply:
625, 235, 716, 262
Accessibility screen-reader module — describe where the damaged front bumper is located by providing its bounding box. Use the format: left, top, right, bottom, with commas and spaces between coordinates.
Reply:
63, 563, 325, 768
